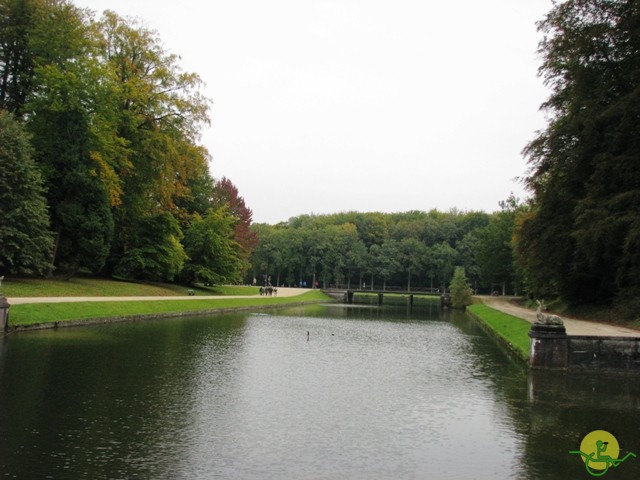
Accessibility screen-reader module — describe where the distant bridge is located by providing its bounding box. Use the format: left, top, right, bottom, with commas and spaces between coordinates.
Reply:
322, 286, 450, 306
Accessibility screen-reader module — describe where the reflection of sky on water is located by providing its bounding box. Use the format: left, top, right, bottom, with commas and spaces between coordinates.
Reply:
0, 305, 638, 479
173, 310, 527, 479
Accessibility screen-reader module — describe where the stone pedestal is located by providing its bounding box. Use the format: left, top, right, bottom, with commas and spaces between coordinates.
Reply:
346, 291, 354, 304
529, 323, 568, 369
0, 296, 9, 333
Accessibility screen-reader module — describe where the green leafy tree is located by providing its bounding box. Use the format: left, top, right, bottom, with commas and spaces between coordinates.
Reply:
211, 177, 258, 274
286, 228, 309, 287
96, 10, 211, 273
519, 0, 640, 311
17, 0, 115, 275
425, 242, 457, 291
449, 267, 473, 309
182, 208, 242, 285
399, 237, 426, 291
456, 232, 481, 293
0, 0, 37, 116
370, 241, 401, 290
115, 213, 186, 282
346, 238, 367, 289
30, 110, 114, 275
0, 109, 53, 275
324, 223, 360, 287
174, 161, 215, 225
249, 223, 274, 284
473, 198, 521, 296
355, 212, 388, 248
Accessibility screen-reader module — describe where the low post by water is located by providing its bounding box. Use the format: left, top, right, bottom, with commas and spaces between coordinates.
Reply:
0, 276, 8, 333
528, 324, 568, 369
0, 295, 9, 333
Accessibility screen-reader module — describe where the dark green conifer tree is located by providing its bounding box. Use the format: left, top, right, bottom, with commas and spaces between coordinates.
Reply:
0, 109, 53, 275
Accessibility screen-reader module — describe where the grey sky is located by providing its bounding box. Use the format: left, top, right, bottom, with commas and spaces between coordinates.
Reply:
78, 0, 553, 224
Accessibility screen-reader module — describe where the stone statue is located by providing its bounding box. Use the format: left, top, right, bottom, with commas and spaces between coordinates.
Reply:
535, 299, 564, 326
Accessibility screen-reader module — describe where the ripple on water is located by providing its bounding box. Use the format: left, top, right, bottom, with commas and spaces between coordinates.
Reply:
7, 306, 634, 479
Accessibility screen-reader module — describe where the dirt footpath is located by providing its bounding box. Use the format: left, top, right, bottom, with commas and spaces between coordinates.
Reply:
480, 296, 640, 338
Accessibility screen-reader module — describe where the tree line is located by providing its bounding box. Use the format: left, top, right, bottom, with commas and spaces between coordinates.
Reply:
1, 0, 255, 284
251, 0, 640, 320
249, 204, 522, 295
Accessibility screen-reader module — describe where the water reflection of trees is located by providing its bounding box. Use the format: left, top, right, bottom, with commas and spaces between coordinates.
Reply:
0, 315, 248, 478
453, 311, 640, 480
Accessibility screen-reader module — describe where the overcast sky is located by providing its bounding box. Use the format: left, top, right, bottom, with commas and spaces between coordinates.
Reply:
78, 0, 553, 224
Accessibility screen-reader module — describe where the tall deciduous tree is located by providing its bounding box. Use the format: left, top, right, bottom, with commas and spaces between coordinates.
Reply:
518, 0, 640, 311
29, 109, 114, 274
182, 208, 242, 285
399, 237, 426, 291
114, 212, 186, 282
0, 109, 53, 275
0, 0, 37, 116
96, 10, 210, 272
25, 0, 113, 274
473, 197, 522, 296
425, 242, 457, 291
370, 241, 401, 290
211, 177, 258, 270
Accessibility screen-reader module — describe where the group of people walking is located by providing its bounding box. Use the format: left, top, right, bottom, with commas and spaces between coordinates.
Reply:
259, 286, 278, 296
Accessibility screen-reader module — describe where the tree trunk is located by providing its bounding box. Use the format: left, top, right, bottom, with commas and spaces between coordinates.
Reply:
48, 226, 62, 277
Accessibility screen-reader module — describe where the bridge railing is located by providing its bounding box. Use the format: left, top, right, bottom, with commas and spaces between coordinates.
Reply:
327, 284, 445, 294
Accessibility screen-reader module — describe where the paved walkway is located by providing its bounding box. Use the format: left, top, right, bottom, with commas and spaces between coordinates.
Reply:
480, 296, 640, 338
7, 288, 313, 305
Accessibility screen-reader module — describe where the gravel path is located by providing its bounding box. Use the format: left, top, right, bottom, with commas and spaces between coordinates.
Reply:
7, 287, 313, 305
480, 296, 640, 338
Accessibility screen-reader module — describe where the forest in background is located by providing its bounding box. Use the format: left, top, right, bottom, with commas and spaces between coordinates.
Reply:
249, 203, 521, 296
2, 0, 639, 320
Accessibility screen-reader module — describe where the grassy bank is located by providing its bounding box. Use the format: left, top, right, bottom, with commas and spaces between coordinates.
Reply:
2, 276, 259, 297
9, 291, 330, 327
467, 303, 531, 361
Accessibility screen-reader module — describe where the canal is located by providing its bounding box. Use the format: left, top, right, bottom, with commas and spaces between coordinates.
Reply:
0, 300, 638, 479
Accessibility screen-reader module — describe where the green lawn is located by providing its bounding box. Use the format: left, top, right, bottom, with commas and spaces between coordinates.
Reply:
467, 303, 531, 360
2, 276, 260, 297
9, 290, 330, 326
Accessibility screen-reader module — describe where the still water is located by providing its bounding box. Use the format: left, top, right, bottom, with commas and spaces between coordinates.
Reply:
0, 300, 639, 479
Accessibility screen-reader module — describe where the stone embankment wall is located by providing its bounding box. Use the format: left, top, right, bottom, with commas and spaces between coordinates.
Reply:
530, 324, 640, 372
567, 336, 640, 371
